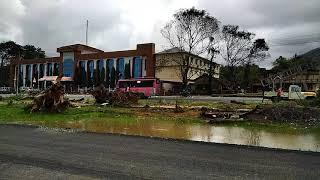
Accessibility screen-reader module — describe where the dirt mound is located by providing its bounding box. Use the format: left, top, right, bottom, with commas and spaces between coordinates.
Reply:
244, 102, 320, 126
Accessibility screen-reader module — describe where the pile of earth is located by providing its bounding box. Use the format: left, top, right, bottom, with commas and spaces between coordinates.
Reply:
243, 101, 320, 126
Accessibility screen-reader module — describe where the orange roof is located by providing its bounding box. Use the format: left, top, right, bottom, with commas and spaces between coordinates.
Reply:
57, 44, 104, 53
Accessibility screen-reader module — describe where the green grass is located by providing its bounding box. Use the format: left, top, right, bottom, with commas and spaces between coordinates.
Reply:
139, 99, 258, 109
219, 120, 320, 134
0, 101, 201, 125
0, 103, 133, 123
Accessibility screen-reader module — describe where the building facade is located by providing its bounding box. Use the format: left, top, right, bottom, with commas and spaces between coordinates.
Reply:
9, 43, 155, 91
155, 48, 220, 94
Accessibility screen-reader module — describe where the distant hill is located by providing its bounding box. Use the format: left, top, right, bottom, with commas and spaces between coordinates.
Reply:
295, 47, 320, 64
270, 47, 320, 74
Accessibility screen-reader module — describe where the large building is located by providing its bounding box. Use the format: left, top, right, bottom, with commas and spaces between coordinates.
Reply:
9, 43, 155, 91
8, 43, 220, 93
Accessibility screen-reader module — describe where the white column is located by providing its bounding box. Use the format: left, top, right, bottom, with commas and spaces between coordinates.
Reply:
37, 64, 40, 89
44, 63, 47, 88
93, 60, 97, 70
14, 65, 17, 90
142, 57, 146, 77
22, 65, 26, 87
30, 65, 33, 87
103, 59, 107, 81
94, 60, 97, 87
129, 58, 133, 78
84, 60, 88, 72
44, 63, 47, 77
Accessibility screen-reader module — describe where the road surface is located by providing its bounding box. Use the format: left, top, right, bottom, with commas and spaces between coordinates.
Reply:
0, 124, 319, 179
1, 93, 268, 103
150, 95, 267, 103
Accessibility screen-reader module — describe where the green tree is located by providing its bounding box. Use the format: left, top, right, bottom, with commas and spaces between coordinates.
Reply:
0, 41, 46, 68
272, 56, 290, 71
220, 25, 269, 91
0, 41, 23, 67
22, 45, 45, 59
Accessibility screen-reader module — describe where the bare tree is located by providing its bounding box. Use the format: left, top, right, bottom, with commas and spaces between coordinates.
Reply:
159, 7, 219, 89
219, 25, 269, 90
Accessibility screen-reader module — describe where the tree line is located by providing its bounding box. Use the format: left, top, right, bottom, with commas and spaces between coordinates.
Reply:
0, 41, 45, 86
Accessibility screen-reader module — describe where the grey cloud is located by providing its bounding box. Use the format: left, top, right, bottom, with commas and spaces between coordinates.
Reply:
0, 0, 319, 69
18, 0, 127, 56
197, 0, 320, 68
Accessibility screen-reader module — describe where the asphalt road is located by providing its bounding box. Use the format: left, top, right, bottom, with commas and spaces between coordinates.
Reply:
150, 95, 267, 103
1, 93, 267, 103
0, 124, 319, 179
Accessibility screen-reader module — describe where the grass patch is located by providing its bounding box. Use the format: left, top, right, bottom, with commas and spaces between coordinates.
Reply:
139, 99, 257, 109
0, 103, 202, 125
219, 120, 320, 134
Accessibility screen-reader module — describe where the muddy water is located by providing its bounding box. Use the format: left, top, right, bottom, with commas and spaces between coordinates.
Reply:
41, 119, 320, 152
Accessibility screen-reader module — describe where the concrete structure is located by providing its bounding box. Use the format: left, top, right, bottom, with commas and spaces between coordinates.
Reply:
275, 71, 320, 92
9, 43, 155, 91
155, 48, 220, 94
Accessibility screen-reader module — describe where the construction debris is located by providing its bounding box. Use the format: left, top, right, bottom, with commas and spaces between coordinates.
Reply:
200, 107, 244, 122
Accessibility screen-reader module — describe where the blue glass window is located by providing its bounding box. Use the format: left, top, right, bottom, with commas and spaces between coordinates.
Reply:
80, 61, 86, 82
19, 65, 23, 87
133, 57, 142, 78
53, 63, 59, 76
63, 59, 73, 77
88, 61, 94, 79
108, 59, 114, 74
117, 58, 125, 79
39, 64, 44, 78
99, 60, 104, 71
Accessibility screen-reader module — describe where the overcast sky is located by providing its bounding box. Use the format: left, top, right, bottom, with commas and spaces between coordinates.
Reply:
0, 0, 320, 68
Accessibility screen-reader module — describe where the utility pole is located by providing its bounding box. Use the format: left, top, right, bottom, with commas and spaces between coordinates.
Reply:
86, 20, 89, 45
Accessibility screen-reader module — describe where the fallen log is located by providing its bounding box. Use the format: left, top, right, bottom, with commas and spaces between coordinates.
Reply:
200, 107, 244, 123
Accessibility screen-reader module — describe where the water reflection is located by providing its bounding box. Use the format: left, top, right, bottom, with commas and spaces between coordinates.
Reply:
40, 118, 320, 152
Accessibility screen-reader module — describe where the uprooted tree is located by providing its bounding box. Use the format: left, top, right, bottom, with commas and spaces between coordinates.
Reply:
25, 75, 70, 113
92, 84, 139, 107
